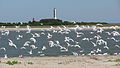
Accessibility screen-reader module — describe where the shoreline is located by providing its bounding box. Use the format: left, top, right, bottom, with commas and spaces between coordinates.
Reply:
0, 26, 120, 30
0, 55, 120, 68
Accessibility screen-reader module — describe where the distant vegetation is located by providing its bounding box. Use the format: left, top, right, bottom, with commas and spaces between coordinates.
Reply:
0, 19, 107, 26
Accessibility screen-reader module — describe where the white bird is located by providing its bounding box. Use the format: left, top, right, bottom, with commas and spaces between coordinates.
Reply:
91, 41, 97, 47
8, 39, 17, 49
19, 55, 23, 58
48, 41, 55, 47
103, 53, 108, 55
30, 45, 38, 49
26, 25, 31, 33
53, 30, 58, 33
104, 45, 109, 49
115, 45, 120, 48
47, 33, 52, 39
16, 35, 23, 40
96, 48, 102, 53
31, 33, 40, 38
4, 54, 8, 58
0, 47, 6, 51
28, 50, 33, 55
42, 46, 47, 51
1, 30, 9, 36
111, 31, 120, 36
38, 51, 42, 54
65, 37, 74, 42
72, 52, 79, 56
20, 47, 26, 49
41, 32, 45, 35
82, 38, 89, 41
30, 37, 37, 43
74, 44, 81, 48
60, 46, 68, 52
23, 41, 30, 46
76, 32, 84, 38
96, 39, 107, 45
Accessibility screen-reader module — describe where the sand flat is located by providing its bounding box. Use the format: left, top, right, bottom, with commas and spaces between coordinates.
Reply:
0, 56, 120, 68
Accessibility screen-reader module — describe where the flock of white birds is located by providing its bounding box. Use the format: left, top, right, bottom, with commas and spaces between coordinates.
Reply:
0, 25, 120, 58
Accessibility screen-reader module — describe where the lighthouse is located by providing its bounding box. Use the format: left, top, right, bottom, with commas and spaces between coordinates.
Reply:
53, 8, 57, 19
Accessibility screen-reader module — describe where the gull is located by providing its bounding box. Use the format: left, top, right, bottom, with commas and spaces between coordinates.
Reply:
42, 46, 47, 51
96, 39, 107, 45
94, 35, 101, 40
65, 36, 74, 42
1, 30, 9, 36
4, 54, 8, 58
90, 32, 94, 34
15, 26, 20, 32
114, 53, 118, 55
103, 53, 108, 55
74, 44, 81, 48
72, 52, 79, 56
26, 25, 31, 33
115, 45, 120, 48
48, 41, 55, 47
111, 31, 120, 36
104, 45, 109, 49
41, 32, 45, 35
31, 33, 40, 38
91, 41, 97, 47
38, 51, 42, 54
19, 55, 23, 58
105, 32, 111, 35
53, 30, 58, 33
82, 38, 89, 41
20, 47, 26, 49
8, 39, 17, 49
0, 47, 6, 51
60, 46, 68, 52
30, 45, 38, 49
96, 28, 104, 33
30, 37, 37, 43
18, 35, 23, 38
23, 41, 30, 46
40, 54, 45, 56
96, 48, 102, 53
47, 33, 52, 39
17, 35, 23, 40
28, 50, 33, 55
76, 32, 84, 38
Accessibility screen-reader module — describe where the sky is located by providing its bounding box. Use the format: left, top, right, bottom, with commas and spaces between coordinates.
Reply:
0, 0, 120, 23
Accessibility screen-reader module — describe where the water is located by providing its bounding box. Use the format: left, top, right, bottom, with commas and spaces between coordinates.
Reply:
0, 29, 120, 58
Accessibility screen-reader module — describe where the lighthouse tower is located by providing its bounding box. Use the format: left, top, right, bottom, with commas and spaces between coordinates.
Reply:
53, 8, 57, 19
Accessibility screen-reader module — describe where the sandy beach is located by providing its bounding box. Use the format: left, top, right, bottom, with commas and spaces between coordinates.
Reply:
0, 56, 120, 68
0, 25, 120, 31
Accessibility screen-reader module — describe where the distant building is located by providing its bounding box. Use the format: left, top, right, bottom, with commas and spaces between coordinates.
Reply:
32, 18, 36, 22
53, 8, 57, 19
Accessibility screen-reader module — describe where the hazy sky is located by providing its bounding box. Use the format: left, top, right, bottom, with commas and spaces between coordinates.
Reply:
0, 0, 120, 23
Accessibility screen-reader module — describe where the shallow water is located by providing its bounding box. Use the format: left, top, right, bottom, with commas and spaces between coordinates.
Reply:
0, 29, 120, 58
